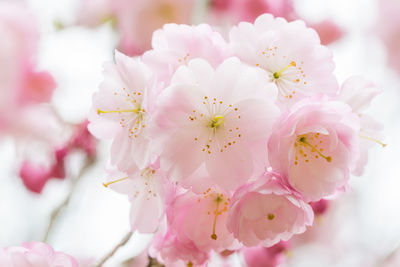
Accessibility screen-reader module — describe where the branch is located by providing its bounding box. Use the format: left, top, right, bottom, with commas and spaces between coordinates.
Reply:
43, 158, 94, 242
93, 231, 133, 267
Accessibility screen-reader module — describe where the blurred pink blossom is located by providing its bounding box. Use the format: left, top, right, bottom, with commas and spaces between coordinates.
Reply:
377, 0, 400, 74
0, 242, 78, 267
77, 0, 196, 56
243, 240, 290, 267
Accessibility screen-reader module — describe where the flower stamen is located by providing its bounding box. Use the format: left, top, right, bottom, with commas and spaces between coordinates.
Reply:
211, 195, 223, 240
210, 115, 225, 128
97, 108, 141, 115
299, 136, 332, 162
273, 61, 296, 79
102, 177, 129, 187
359, 134, 387, 147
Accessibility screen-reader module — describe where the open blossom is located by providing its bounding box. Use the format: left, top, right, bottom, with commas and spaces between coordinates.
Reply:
337, 76, 385, 175
0, 242, 78, 267
89, 51, 158, 173
103, 164, 165, 233
268, 98, 360, 201
152, 57, 280, 190
167, 186, 239, 252
227, 172, 313, 247
142, 23, 228, 84
229, 14, 338, 106
150, 230, 209, 267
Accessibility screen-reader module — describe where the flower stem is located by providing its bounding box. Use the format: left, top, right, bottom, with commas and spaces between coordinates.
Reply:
43, 158, 95, 242
93, 231, 133, 267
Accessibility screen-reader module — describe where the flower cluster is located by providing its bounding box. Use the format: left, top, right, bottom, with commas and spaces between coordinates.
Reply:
89, 14, 383, 266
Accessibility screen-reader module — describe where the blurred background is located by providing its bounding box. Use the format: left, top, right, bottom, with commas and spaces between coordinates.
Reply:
0, 0, 399, 266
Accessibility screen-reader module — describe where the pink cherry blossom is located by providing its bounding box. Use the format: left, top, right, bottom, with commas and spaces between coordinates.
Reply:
308, 19, 344, 46
167, 186, 239, 252
0, 2, 55, 111
112, 0, 196, 56
337, 76, 384, 176
19, 161, 51, 194
142, 23, 229, 85
377, 0, 400, 74
89, 50, 157, 173
103, 164, 165, 233
209, 0, 296, 24
0, 242, 78, 267
17, 119, 96, 193
243, 240, 290, 267
310, 199, 330, 217
227, 172, 313, 247
268, 98, 360, 201
0, 2, 56, 136
152, 57, 280, 190
229, 14, 338, 106
149, 230, 209, 267
76, 0, 113, 28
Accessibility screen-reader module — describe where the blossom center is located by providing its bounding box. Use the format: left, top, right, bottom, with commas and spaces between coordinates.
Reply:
210, 115, 225, 128
199, 188, 229, 240
273, 61, 297, 79
294, 134, 332, 165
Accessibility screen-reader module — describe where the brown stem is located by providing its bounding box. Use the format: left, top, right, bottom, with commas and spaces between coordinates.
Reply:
43, 158, 95, 242
93, 231, 133, 267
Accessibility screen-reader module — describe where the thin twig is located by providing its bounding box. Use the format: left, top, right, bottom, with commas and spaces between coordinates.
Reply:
43, 158, 94, 242
375, 243, 400, 267
93, 231, 134, 267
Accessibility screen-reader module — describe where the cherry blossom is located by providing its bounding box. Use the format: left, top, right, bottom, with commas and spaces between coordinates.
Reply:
167, 186, 239, 252
0, 242, 78, 267
377, 0, 400, 74
103, 164, 165, 233
152, 57, 280, 190
0, 1, 56, 130
229, 14, 338, 105
149, 230, 209, 267
89, 51, 157, 173
242, 241, 290, 267
268, 98, 360, 201
337, 76, 385, 175
227, 172, 313, 247
142, 23, 228, 85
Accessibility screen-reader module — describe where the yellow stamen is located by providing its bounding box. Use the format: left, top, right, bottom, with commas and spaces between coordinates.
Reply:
273, 61, 296, 79
211, 115, 225, 128
102, 177, 129, 187
211, 195, 223, 240
359, 134, 387, 147
299, 137, 332, 162
97, 108, 140, 115
267, 213, 275, 220
187, 262, 193, 267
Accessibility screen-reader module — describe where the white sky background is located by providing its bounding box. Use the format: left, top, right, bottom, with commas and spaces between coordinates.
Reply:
0, 0, 399, 266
